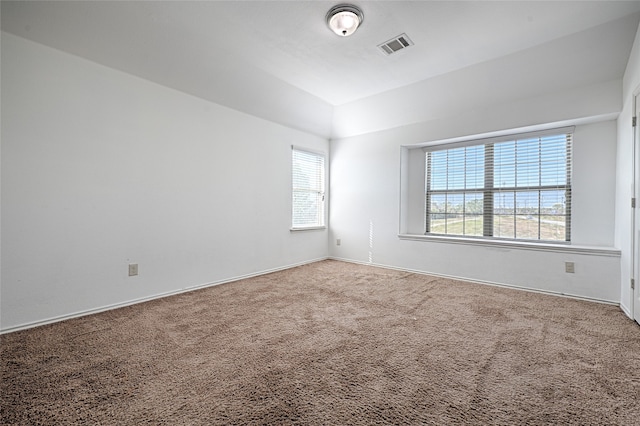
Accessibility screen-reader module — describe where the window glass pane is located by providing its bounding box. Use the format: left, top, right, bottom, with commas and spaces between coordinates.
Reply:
539, 190, 567, 241
465, 145, 485, 189
437, 193, 464, 236
292, 191, 322, 226
515, 191, 539, 240
446, 193, 464, 216
429, 193, 485, 237
430, 194, 447, 214
494, 190, 515, 215
515, 215, 539, 240
428, 215, 447, 234
292, 150, 324, 191
464, 192, 483, 236
464, 215, 483, 236
429, 151, 448, 190
429, 146, 485, 191
442, 214, 461, 235
465, 192, 483, 215
541, 221, 566, 242
493, 214, 514, 239
494, 141, 515, 188
515, 138, 540, 187
540, 190, 566, 215
515, 191, 538, 216
447, 148, 465, 190
493, 191, 515, 238
540, 135, 567, 186
292, 149, 325, 228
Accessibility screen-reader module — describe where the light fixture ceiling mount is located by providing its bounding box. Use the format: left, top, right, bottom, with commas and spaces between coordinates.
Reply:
326, 4, 364, 37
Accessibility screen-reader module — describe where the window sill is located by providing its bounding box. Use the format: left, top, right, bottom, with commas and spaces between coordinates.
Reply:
291, 226, 327, 232
397, 233, 620, 257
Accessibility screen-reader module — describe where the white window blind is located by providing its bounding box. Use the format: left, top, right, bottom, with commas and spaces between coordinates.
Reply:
425, 129, 572, 242
292, 147, 325, 229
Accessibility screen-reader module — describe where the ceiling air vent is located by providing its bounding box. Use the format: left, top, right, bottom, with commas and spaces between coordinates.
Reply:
378, 33, 413, 56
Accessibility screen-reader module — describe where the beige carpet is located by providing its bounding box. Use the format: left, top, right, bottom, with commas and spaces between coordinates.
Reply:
2, 260, 640, 425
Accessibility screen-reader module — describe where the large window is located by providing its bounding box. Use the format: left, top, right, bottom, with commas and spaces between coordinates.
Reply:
292, 147, 326, 229
425, 129, 572, 242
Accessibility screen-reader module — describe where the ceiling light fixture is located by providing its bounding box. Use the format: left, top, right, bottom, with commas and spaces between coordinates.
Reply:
326, 4, 364, 37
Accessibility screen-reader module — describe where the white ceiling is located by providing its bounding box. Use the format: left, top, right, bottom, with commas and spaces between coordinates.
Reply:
3, 1, 640, 138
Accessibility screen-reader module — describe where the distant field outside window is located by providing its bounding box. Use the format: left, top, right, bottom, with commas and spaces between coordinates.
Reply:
425, 130, 572, 242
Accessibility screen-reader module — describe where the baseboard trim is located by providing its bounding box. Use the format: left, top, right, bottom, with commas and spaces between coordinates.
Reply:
0, 257, 329, 335
619, 301, 633, 319
329, 256, 619, 306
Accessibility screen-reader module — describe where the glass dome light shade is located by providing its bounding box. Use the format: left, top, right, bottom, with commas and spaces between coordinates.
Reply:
326, 4, 364, 37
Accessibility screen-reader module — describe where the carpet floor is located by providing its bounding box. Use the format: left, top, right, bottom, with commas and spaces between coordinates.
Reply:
2, 260, 640, 425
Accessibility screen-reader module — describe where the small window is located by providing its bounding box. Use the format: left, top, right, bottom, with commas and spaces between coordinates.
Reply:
425, 129, 572, 242
292, 147, 326, 229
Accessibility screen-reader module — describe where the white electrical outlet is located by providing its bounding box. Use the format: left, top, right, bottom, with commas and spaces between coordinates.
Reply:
336, 239, 341, 246
129, 263, 139, 276
565, 262, 575, 274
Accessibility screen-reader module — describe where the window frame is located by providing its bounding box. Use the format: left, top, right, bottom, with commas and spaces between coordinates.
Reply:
291, 146, 327, 231
424, 127, 573, 243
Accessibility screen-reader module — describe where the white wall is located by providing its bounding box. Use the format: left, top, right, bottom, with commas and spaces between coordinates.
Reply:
616, 21, 640, 318
1, 33, 329, 331
331, 11, 638, 140
330, 83, 621, 303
